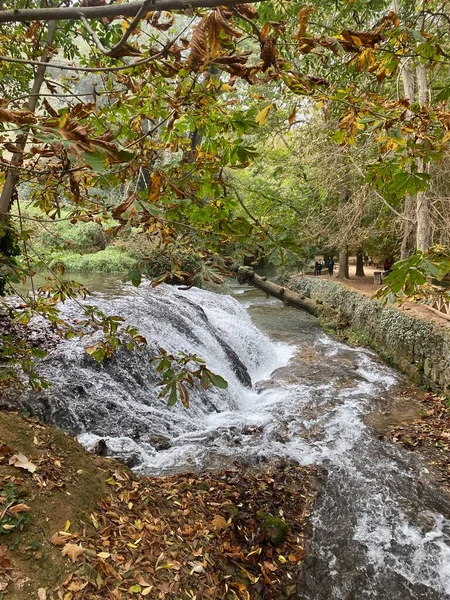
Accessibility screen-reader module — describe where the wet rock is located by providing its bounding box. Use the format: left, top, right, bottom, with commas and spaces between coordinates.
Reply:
148, 434, 172, 451
92, 438, 107, 456
242, 425, 263, 435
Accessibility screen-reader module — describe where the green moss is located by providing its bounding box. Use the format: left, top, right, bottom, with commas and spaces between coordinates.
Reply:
257, 512, 289, 544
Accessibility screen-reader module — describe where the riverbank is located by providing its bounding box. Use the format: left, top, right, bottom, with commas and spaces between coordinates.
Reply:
0, 412, 317, 600
287, 274, 450, 395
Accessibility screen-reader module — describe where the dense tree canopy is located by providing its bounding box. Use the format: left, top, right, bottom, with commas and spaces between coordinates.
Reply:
1, 0, 450, 390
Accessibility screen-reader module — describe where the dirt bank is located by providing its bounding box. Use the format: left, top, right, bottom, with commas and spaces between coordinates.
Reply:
0, 411, 317, 600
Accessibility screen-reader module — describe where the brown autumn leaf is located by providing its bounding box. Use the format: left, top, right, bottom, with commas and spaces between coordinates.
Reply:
61, 543, 86, 563
0, 545, 10, 569
7, 503, 30, 516
211, 514, 228, 530
0, 107, 35, 125
8, 453, 37, 473
50, 532, 73, 546
293, 6, 315, 39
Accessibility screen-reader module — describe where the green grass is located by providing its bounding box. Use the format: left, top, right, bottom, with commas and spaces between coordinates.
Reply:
49, 247, 137, 274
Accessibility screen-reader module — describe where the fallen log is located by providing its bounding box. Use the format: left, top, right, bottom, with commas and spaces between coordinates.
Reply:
237, 267, 319, 316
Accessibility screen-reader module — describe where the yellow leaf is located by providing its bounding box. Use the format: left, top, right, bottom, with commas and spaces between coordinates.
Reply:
142, 588, 153, 596
97, 552, 110, 559
255, 104, 273, 126
221, 84, 233, 92
63, 520, 71, 532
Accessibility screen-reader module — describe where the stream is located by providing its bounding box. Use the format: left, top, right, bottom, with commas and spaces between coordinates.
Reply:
9, 280, 450, 599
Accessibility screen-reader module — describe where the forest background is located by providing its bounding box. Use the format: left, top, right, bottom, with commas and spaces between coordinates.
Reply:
1, 0, 450, 390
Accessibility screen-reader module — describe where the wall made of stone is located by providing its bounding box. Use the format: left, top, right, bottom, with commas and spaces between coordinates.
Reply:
288, 276, 450, 394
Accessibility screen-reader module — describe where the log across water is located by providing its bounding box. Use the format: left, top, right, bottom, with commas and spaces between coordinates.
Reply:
237, 267, 318, 316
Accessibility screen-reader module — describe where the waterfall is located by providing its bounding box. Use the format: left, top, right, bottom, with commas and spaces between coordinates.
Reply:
8, 281, 450, 598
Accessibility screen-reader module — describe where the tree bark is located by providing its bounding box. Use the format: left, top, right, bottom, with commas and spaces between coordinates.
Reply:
355, 249, 365, 277
237, 267, 318, 316
415, 62, 431, 252
400, 193, 416, 259
398, 59, 417, 257
0, 20, 57, 220
336, 248, 349, 279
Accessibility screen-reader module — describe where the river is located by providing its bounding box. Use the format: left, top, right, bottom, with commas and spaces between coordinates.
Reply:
10, 279, 450, 598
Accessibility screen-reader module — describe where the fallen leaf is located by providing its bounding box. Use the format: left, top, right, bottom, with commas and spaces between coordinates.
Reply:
61, 543, 86, 563
8, 503, 30, 515
8, 453, 37, 473
211, 514, 228, 531
38, 589, 47, 600
51, 532, 73, 546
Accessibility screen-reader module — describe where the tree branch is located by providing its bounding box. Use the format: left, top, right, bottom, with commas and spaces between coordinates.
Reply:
79, 0, 153, 57
0, 0, 262, 25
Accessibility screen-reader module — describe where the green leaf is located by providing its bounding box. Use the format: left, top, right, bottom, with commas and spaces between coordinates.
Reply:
126, 269, 142, 287
207, 372, 228, 390
83, 150, 107, 173
31, 348, 47, 359
128, 584, 142, 593
167, 382, 178, 407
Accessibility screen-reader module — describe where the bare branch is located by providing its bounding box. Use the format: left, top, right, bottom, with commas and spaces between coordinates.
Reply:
79, 0, 153, 57
0, 0, 262, 25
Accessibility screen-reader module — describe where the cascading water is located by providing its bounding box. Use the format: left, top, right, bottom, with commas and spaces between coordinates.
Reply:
9, 281, 450, 598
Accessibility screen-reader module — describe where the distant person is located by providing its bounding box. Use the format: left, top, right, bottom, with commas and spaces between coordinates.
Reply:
314, 260, 320, 276
328, 257, 334, 276
318, 261, 323, 275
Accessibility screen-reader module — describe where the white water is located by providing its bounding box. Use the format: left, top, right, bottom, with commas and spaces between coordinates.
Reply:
15, 283, 450, 598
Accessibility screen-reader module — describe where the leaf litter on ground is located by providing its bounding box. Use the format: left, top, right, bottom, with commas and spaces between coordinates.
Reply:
0, 411, 319, 600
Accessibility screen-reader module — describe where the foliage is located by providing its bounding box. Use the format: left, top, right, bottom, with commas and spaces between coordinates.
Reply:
152, 348, 228, 407
375, 247, 450, 304
1, 0, 450, 387
0, 481, 29, 535
47, 247, 136, 274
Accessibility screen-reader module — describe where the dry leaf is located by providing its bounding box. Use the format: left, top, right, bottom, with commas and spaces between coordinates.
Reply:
37, 589, 47, 600
50, 532, 72, 546
8, 453, 37, 473
211, 514, 228, 531
61, 543, 86, 563
8, 503, 30, 515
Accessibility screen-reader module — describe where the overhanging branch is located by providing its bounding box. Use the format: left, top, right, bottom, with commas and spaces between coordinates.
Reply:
0, 0, 262, 25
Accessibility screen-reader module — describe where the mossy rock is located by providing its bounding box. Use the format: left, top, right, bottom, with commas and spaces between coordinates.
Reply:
258, 512, 289, 544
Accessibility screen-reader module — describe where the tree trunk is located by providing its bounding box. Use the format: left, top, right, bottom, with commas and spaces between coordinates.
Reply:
336, 248, 349, 279
355, 249, 365, 276
237, 267, 318, 316
0, 20, 57, 220
398, 57, 419, 257
415, 62, 431, 252
400, 193, 416, 259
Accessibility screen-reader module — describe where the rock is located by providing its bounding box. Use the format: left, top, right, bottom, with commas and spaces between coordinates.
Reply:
258, 512, 289, 544
148, 434, 172, 451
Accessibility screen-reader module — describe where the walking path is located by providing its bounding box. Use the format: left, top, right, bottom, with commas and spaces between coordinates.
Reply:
321, 265, 450, 330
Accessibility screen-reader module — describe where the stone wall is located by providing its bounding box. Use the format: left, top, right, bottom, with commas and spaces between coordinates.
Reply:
288, 275, 450, 394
